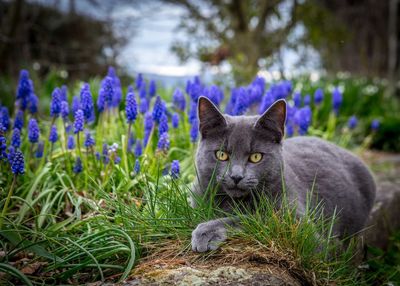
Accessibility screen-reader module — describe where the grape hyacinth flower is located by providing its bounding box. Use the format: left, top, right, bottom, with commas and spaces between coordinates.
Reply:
102, 143, 110, 164
80, 83, 95, 123
72, 96, 81, 115
128, 133, 135, 152
371, 119, 380, 131
172, 113, 179, 128
206, 85, 224, 106
172, 89, 186, 111
67, 135, 75, 150
158, 113, 169, 135
60, 85, 68, 102
293, 91, 301, 108
303, 94, 311, 106
134, 140, 143, 157
11, 128, 21, 148
134, 159, 140, 174
125, 87, 138, 123
149, 80, 156, 97
190, 118, 199, 142
50, 88, 62, 118
188, 101, 197, 124
286, 122, 294, 138
0, 134, 7, 160
36, 141, 44, 158
347, 116, 358, 130
139, 97, 149, 114
171, 160, 180, 178
10, 150, 25, 175
136, 73, 143, 90
143, 112, 153, 146
232, 87, 248, 116
61, 101, 69, 121
139, 83, 146, 99
0, 107, 10, 131
14, 110, 24, 130
332, 87, 343, 114
95, 152, 101, 161
295, 106, 312, 135
73, 109, 84, 134
157, 132, 170, 152
314, 88, 324, 105
49, 125, 58, 143
16, 70, 31, 110
152, 96, 165, 124
84, 130, 95, 148
73, 157, 83, 174
28, 118, 39, 143
7, 146, 15, 165
99, 76, 114, 110
108, 67, 122, 108
29, 93, 38, 114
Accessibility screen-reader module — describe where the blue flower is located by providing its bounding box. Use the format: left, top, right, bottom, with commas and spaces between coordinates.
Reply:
16, 70, 31, 110
247, 84, 262, 106
11, 128, 21, 148
188, 101, 197, 124
173, 88, 186, 111
29, 93, 38, 114
158, 113, 169, 135
36, 141, 44, 158
7, 146, 15, 164
125, 88, 137, 123
172, 113, 179, 128
347, 116, 358, 130
60, 85, 68, 102
128, 133, 135, 152
0, 107, 10, 131
108, 67, 122, 108
134, 140, 143, 157
28, 118, 40, 143
67, 135, 75, 150
206, 85, 224, 106
293, 91, 301, 108
139, 98, 148, 114
171, 160, 180, 178
49, 125, 58, 143
303, 94, 311, 106
84, 130, 95, 148
149, 80, 156, 97
50, 88, 62, 117
144, 111, 153, 134
11, 150, 25, 175
80, 83, 95, 122
99, 77, 114, 109
139, 83, 147, 99
14, 110, 24, 130
102, 143, 109, 164
187, 80, 202, 102
0, 135, 7, 160
371, 119, 380, 131
332, 87, 343, 114
286, 122, 294, 137
73, 109, 84, 134
61, 101, 69, 120
72, 96, 81, 115
232, 87, 248, 116
152, 96, 165, 123
134, 159, 140, 174
252, 76, 266, 96
294, 106, 312, 135
136, 73, 143, 90
190, 118, 199, 142
314, 88, 324, 105
73, 157, 83, 174
95, 152, 101, 161
157, 132, 170, 151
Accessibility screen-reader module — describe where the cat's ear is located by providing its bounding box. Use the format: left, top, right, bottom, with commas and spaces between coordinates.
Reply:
198, 96, 227, 138
254, 99, 286, 142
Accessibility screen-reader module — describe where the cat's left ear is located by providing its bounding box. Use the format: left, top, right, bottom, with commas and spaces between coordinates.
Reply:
254, 99, 287, 142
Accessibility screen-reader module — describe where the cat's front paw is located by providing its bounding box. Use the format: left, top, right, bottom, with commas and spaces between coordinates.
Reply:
191, 221, 227, 252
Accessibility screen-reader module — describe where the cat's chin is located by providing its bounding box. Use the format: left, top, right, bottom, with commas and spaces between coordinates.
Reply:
224, 188, 250, 198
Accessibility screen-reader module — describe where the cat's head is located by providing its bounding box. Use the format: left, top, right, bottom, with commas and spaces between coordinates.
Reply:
195, 96, 286, 198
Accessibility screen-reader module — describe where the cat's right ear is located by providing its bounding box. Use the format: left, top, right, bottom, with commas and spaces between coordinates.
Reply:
198, 96, 227, 138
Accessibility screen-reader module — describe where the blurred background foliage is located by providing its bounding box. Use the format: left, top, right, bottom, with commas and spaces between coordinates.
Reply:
0, 0, 399, 151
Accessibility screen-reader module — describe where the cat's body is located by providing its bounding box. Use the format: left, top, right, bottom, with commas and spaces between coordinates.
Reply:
191, 97, 376, 252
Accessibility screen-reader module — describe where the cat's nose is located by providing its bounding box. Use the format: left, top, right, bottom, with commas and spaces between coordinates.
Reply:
230, 175, 243, 184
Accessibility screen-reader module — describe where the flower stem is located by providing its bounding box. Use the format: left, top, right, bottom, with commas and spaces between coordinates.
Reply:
0, 175, 17, 229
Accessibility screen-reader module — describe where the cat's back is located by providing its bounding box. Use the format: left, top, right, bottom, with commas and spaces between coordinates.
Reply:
282, 136, 376, 236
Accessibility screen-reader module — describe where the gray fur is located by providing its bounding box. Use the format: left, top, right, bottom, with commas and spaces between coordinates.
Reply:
191, 97, 376, 252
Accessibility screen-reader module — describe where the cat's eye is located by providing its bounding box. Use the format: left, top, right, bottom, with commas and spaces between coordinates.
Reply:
249, 153, 263, 163
215, 150, 229, 161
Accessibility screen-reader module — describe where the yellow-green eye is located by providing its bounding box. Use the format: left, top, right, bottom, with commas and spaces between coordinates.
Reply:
249, 153, 263, 163
215, 150, 229, 161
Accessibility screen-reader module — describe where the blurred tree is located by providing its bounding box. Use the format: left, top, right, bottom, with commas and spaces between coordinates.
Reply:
0, 0, 128, 80
166, 0, 300, 83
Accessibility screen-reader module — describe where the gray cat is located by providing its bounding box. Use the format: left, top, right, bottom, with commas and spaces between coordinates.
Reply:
191, 96, 376, 252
